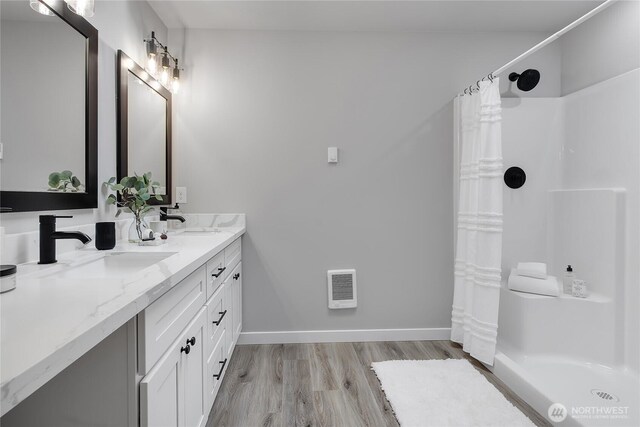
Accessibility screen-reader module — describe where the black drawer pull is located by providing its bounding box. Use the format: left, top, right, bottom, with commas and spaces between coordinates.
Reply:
180, 345, 190, 354
213, 358, 228, 380
211, 267, 226, 278
186, 337, 196, 346
213, 310, 227, 326
233, 273, 240, 280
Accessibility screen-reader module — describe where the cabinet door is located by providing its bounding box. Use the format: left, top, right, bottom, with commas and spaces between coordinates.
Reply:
235, 262, 242, 342
182, 308, 208, 427
140, 337, 183, 427
231, 262, 242, 346
224, 276, 234, 357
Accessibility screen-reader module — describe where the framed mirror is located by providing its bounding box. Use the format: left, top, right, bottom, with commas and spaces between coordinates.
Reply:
0, 0, 98, 212
117, 50, 172, 205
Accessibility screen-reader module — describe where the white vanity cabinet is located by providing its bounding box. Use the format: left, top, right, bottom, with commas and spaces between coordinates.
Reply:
139, 237, 242, 427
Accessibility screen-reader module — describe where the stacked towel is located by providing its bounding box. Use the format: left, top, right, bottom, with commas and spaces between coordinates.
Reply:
515, 262, 547, 279
508, 267, 560, 297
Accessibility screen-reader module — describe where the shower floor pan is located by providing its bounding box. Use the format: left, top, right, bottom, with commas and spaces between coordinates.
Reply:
493, 351, 639, 426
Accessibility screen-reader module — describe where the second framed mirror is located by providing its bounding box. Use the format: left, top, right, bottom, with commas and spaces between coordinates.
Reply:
117, 50, 172, 205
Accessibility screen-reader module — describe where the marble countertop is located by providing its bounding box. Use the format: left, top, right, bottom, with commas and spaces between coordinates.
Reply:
0, 225, 245, 416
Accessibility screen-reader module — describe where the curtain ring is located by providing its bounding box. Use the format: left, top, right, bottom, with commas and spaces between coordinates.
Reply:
476, 80, 481, 89
488, 73, 494, 82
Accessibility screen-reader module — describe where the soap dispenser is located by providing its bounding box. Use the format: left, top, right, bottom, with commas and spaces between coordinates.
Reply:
563, 265, 575, 295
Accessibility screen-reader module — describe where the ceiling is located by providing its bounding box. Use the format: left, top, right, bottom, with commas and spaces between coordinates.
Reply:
148, 0, 605, 32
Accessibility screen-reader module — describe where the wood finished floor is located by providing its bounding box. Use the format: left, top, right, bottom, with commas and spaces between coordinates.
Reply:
207, 340, 550, 427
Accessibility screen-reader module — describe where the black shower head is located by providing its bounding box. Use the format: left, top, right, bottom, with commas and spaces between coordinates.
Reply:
508, 69, 541, 91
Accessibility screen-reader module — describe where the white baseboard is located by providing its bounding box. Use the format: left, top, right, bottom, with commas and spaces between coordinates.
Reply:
237, 327, 451, 345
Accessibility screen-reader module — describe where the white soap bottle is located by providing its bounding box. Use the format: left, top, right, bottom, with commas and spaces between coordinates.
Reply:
563, 265, 575, 295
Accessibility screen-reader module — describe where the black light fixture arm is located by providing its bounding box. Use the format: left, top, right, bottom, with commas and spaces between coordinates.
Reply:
145, 31, 180, 64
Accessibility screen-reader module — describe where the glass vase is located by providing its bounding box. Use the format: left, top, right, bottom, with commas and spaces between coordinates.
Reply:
128, 212, 150, 243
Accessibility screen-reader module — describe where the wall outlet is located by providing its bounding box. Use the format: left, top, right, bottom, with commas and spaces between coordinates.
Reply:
176, 187, 187, 203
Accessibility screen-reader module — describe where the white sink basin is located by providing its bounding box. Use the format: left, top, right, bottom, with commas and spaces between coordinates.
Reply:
29, 252, 177, 280
172, 229, 227, 236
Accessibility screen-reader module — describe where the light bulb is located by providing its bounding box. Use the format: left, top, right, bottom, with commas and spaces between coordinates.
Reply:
171, 79, 180, 94
67, 0, 94, 17
160, 69, 169, 86
147, 56, 157, 73
30, 0, 55, 16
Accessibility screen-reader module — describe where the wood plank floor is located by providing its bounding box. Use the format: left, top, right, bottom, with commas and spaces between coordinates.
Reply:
207, 340, 550, 427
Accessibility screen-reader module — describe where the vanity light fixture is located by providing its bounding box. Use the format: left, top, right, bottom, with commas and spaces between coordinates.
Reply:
143, 31, 183, 94
29, 0, 55, 16
146, 37, 158, 73
160, 47, 170, 85
66, 0, 94, 17
172, 59, 181, 94
30, 0, 95, 17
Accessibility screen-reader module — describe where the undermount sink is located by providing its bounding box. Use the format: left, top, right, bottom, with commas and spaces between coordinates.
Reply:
29, 252, 177, 280
172, 229, 226, 236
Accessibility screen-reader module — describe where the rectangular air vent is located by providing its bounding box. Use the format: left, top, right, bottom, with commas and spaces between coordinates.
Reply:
327, 269, 357, 309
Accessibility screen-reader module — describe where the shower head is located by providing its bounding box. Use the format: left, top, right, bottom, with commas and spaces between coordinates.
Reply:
508, 69, 541, 91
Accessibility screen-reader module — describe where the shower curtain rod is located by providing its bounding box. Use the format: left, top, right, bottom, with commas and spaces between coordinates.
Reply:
459, 0, 616, 96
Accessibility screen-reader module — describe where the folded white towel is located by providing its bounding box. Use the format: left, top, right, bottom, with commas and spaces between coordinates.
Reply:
508, 269, 560, 296
516, 262, 547, 279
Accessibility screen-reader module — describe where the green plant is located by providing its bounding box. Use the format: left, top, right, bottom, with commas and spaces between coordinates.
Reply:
104, 172, 163, 218
48, 170, 84, 192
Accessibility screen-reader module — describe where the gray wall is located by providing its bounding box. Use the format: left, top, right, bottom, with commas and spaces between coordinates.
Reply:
0, 0, 167, 233
560, 0, 640, 95
169, 29, 557, 333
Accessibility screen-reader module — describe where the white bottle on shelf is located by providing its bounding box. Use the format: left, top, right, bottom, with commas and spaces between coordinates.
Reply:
563, 265, 575, 295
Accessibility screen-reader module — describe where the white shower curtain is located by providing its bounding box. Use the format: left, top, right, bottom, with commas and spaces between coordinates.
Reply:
451, 79, 503, 366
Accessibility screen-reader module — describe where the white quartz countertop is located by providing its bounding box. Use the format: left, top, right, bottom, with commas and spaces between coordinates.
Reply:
0, 226, 245, 416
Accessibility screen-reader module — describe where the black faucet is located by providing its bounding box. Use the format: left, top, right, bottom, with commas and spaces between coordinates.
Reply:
160, 206, 186, 223
39, 215, 92, 264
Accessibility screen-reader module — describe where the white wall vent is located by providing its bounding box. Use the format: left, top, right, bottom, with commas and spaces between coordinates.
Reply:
327, 269, 357, 309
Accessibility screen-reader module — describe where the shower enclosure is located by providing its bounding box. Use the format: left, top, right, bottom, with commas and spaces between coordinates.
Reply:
495, 67, 639, 426
453, 2, 639, 425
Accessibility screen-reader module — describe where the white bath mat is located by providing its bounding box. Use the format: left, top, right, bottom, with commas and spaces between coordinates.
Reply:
371, 359, 535, 427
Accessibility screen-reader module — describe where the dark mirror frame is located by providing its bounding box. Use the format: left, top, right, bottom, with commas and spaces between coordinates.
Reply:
117, 50, 172, 206
0, 0, 98, 213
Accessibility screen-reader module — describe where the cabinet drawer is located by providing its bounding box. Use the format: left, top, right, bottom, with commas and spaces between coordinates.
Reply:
225, 238, 241, 271
138, 265, 207, 374
206, 250, 226, 299
206, 330, 228, 410
206, 283, 227, 358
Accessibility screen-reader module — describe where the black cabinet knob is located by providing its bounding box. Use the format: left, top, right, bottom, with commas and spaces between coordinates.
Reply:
180, 345, 191, 354
186, 337, 196, 346
233, 273, 240, 280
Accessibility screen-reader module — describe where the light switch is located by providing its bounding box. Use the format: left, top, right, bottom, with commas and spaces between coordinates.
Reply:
328, 147, 338, 164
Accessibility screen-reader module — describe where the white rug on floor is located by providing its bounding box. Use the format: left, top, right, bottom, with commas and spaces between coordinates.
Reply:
371, 359, 535, 427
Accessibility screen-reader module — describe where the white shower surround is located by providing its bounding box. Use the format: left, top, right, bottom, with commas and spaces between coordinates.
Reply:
492, 70, 640, 426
